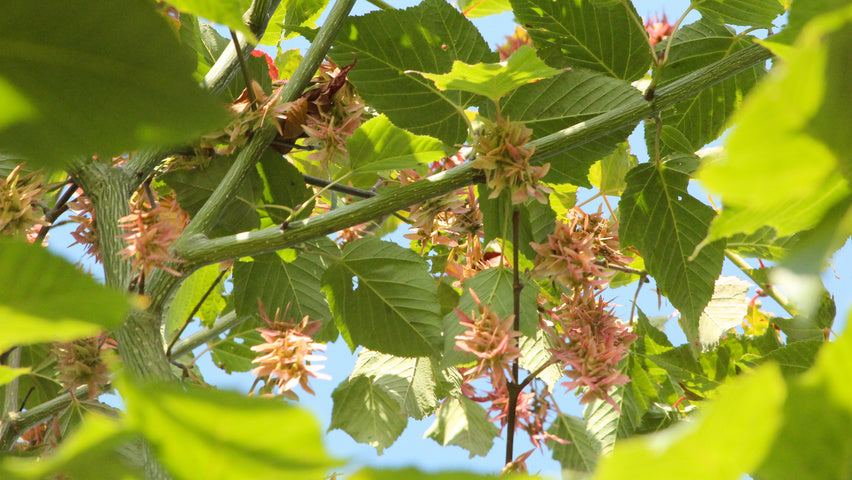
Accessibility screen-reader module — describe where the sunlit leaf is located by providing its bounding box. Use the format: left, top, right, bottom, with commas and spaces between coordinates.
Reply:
418, 45, 561, 102
350, 349, 441, 420
547, 414, 600, 476
347, 115, 452, 173
698, 276, 751, 350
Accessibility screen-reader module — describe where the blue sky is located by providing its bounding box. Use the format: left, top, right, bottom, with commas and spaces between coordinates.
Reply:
42, 1, 851, 478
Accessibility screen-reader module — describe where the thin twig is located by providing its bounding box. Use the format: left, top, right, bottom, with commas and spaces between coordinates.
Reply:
725, 249, 799, 317
303, 175, 376, 198
230, 28, 257, 109
517, 359, 558, 391
505, 207, 522, 466
34, 180, 78, 244
629, 271, 649, 325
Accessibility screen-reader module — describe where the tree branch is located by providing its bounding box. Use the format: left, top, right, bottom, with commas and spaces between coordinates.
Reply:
169, 312, 251, 359
170, 44, 772, 271
0, 386, 89, 451
175, 0, 357, 243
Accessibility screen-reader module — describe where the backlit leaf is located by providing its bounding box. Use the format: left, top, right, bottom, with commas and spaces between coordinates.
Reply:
595, 364, 786, 480
620, 164, 725, 342
326, 0, 495, 145
330, 376, 407, 454
510, 0, 653, 81
458, 0, 511, 18
322, 237, 442, 357
167, 0, 256, 42
424, 396, 498, 458
492, 69, 642, 187
694, 0, 785, 27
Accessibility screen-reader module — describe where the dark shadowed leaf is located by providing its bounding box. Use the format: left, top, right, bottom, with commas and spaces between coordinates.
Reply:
0, 0, 228, 168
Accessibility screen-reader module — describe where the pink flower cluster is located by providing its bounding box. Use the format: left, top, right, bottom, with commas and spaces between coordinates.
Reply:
250, 302, 330, 400
118, 194, 189, 279
547, 289, 637, 408
645, 14, 675, 47
531, 207, 631, 288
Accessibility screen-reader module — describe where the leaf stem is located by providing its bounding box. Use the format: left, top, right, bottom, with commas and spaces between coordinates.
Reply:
169, 311, 251, 360
725, 249, 799, 317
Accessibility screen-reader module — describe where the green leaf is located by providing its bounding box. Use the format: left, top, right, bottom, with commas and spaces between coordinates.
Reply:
0, 345, 61, 413
458, 0, 512, 18
326, 0, 495, 144
348, 467, 501, 480
763, 341, 823, 377
233, 242, 336, 342
164, 264, 225, 335
518, 329, 563, 390
645, 20, 764, 157
0, 365, 30, 387
442, 267, 539, 367
419, 45, 562, 102
588, 143, 636, 196
347, 115, 452, 173
258, 150, 313, 223
583, 386, 638, 458
595, 364, 786, 480
699, 9, 852, 242
756, 328, 852, 479
321, 237, 442, 357
424, 396, 499, 458
210, 331, 260, 373
619, 164, 725, 342
261, 0, 329, 45
492, 70, 642, 187
0, 239, 128, 352
0, 0, 228, 168
350, 349, 440, 420
0, 414, 139, 480
330, 375, 407, 454
693, 0, 785, 27
163, 155, 263, 237
725, 226, 799, 261
547, 414, 600, 476
510, 0, 654, 81
167, 0, 256, 42
179, 14, 272, 96
121, 378, 336, 480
